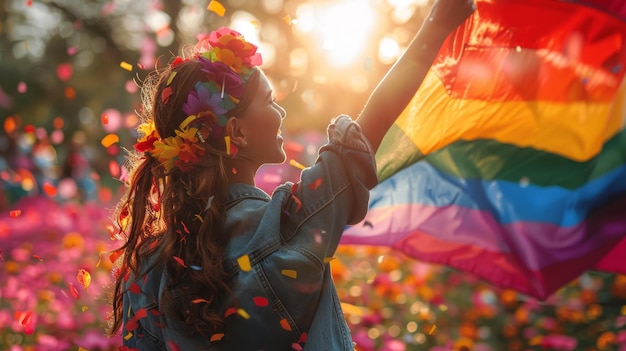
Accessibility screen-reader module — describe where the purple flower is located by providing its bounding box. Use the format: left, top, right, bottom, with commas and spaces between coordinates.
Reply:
198, 57, 245, 98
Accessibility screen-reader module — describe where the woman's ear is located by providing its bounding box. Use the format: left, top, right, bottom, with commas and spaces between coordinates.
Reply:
225, 117, 248, 148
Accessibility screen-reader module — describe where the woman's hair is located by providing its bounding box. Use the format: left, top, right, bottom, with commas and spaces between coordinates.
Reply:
107, 30, 262, 337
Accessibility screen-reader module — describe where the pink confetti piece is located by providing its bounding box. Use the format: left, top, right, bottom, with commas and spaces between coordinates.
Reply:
9, 210, 21, 218
17, 82, 27, 94
56, 63, 73, 81
68, 282, 80, 299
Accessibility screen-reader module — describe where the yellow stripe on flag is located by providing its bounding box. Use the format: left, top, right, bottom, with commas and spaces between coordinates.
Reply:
396, 70, 626, 162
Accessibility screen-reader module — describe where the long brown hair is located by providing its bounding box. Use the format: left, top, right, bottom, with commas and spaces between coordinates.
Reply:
107, 57, 260, 336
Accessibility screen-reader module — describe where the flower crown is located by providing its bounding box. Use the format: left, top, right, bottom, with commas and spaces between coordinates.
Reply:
134, 27, 263, 173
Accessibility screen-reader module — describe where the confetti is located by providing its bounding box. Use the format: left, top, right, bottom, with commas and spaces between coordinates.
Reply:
167, 72, 177, 86
192, 298, 210, 304
205, 195, 215, 211
289, 159, 306, 170
64, 86, 76, 99
281, 269, 297, 279
168, 341, 181, 351
280, 318, 292, 331
77, 269, 91, 289
224, 136, 231, 155
237, 254, 252, 272
210, 333, 225, 342
15, 311, 32, 327
124, 332, 133, 340
291, 195, 302, 212
253, 296, 269, 307
101, 114, 109, 124
190, 265, 202, 271
308, 178, 322, 190
283, 15, 293, 25
9, 210, 21, 218
428, 324, 438, 335
43, 182, 57, 197
125, 308, 147, 332
68, 282, 80, 299
291, 343, 303, 351
162, 86, 173, 104
32, 255, 43, 261
119, 61, 133, 71
17, 82, 27, 94
224, 307, 237, 318
208, 0, 226, 16
101, 133, 119, 148
173, 256, 187, 268
298, 333, 307, 343
56, 63, 73, 81
128, 282, 141, 294
237, 308, 250, 319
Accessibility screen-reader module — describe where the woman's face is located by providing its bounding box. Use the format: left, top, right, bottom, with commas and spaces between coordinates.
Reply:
237, 71, 287, 166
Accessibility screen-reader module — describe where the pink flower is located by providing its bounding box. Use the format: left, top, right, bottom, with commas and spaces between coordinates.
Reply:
541, 334, 577, 350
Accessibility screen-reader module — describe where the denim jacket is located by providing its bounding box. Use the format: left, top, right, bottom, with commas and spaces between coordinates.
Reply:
123, 115, 377, 350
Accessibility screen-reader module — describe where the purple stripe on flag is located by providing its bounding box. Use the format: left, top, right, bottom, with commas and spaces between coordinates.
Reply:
342, 197, 626, 272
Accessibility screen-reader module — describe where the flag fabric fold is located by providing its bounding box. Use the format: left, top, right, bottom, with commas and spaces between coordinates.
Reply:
342, 0, 626, 300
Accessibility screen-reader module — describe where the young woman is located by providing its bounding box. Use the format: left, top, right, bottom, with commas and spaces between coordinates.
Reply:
108, 0, 475, 349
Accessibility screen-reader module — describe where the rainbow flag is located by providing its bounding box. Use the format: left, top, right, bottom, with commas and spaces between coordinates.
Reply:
342, 0, 626, 300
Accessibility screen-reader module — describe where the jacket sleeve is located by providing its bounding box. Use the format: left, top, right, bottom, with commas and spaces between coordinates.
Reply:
276, 114, 378, 261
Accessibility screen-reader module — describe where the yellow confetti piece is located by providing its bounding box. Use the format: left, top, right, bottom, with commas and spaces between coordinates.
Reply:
124, 331, 133, 340
340, 302, 368, 316
224, 136, 231, 155
237, 254, 252, 272
289, 159, 306, 170
210, 333, 224, 342
281, 269, 297, 279
283, 15, 293, 25
194, 214, 204, 223
166, 71, 177, 86
119, 61, 133, 71
428, 324, 438, 335
207, 0, 226, 16
101, 133, 119, 148
237, 308, 250, 319
81, 306, 89, 312
323, 257, 334, 263
78, 348, 90, 351
77, 269, 91, 289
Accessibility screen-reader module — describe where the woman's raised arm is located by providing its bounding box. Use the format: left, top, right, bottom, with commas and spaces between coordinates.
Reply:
357, 0, 476, 153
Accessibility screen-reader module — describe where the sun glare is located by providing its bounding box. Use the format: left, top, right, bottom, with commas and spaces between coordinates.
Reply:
294, 0, 377, 68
